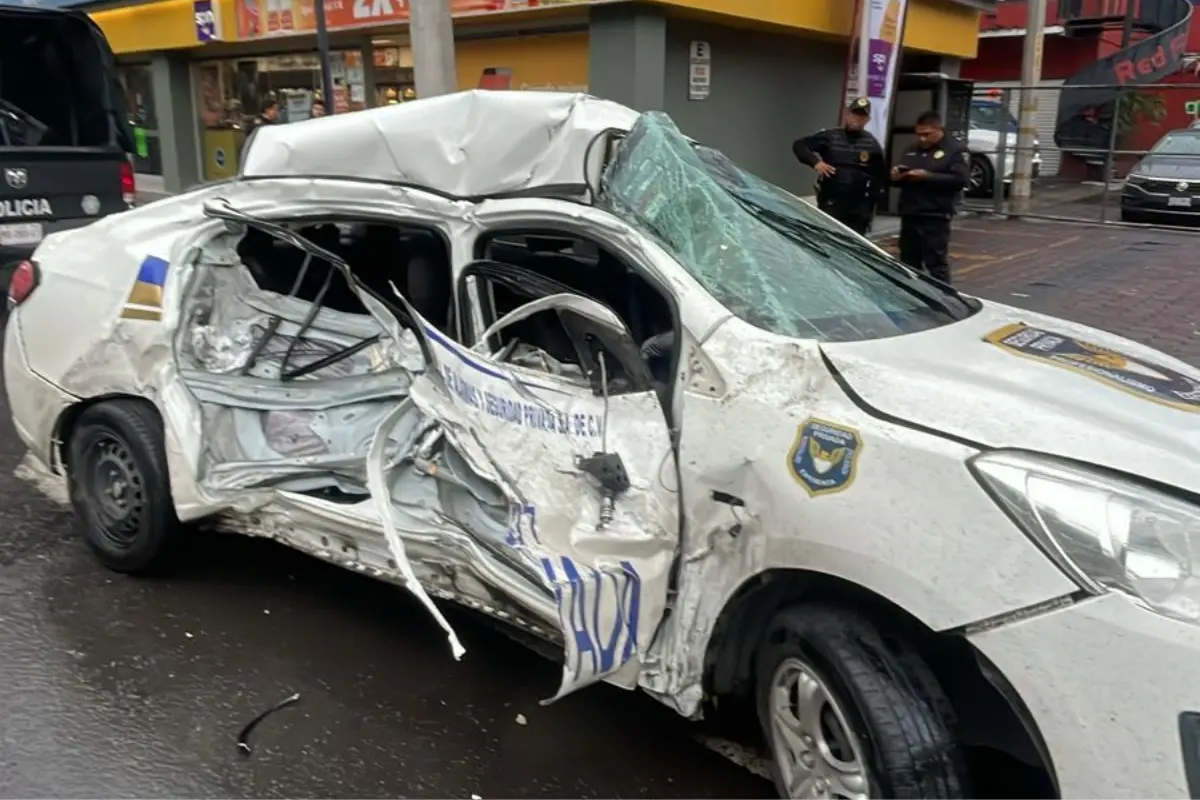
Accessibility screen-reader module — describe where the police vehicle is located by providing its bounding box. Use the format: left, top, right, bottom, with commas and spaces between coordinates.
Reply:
0, 4, 135, 286
7, 91, 1200, 799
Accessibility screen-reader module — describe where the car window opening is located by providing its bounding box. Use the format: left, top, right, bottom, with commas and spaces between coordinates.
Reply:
0, 14, 113, 148
179, 216, 528, 565
476, 230, 677, 393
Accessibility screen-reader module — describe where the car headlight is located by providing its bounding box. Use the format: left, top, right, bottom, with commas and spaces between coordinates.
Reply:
1127, 173, 1149, 186
971, 451, 1200, 625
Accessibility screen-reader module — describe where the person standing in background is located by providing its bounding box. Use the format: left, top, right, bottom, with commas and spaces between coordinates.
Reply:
310, 98, 327, 118
250, 98, 279, 131
791, 97, 888, 236
891, 110, 969, 285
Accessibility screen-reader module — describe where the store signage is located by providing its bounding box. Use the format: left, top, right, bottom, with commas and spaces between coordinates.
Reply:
233, 0, 589, 39
194, 0, 221, 41
846, 0, 910, 147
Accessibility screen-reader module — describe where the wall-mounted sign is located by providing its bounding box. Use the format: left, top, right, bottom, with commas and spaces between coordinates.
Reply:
233, 0, 590, 41
194, 0, 222, 41
688, 40, 711, 101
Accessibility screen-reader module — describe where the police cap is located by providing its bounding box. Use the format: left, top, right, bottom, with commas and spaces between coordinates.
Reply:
847, 97, 872, 115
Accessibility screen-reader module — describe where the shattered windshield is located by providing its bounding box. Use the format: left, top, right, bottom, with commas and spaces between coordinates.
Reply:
599, 112, 976, 342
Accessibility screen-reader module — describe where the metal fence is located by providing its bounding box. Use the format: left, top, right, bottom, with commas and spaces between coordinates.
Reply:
962, 81, 1200, 232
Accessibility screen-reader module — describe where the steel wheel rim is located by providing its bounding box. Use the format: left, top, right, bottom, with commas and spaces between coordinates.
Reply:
84, 433, 146, 549
769, 657, 871, 799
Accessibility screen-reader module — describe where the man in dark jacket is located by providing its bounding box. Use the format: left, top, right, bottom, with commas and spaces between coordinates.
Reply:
250, 99, 279, 131
891, 110, 969, 285
792, 97, 888, 236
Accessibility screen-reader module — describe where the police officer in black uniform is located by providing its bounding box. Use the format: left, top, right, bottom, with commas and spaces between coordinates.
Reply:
792, 97, 888, 236
891, 110, 969, 285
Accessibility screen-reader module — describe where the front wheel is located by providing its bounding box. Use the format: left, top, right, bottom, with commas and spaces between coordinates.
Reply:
967, 155, 995, 197
755, 604, 969, 799
66, 399, 183, 574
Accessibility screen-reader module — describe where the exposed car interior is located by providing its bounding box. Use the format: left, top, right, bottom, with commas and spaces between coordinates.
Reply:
474, 231, 676, 389
0, 12, 117, 147
229, 221, 677, 391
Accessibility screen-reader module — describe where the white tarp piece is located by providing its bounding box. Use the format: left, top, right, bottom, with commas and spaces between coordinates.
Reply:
240, 90, 640, 198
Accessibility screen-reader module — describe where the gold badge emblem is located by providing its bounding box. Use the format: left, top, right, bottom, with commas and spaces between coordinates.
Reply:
859, 151, 869, 163
934, 149, 945, 160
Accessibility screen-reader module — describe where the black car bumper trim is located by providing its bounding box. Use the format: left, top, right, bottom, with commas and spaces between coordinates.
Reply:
1181, 712, 1200, 799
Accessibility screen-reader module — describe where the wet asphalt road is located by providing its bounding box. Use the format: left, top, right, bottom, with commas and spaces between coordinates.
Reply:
0, 325, 772, 798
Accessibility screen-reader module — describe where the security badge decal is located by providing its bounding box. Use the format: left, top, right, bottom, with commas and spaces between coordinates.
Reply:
985, 322, 1200, 412
788, 417, 863, 497
859, 151, 870, 163
934, 149, 945, 160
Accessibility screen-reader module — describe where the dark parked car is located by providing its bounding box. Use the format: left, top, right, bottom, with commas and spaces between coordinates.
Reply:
1121, 128, 1200, 223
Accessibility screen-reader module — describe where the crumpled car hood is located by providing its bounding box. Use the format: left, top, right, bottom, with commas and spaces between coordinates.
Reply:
820, 301, 1200, 495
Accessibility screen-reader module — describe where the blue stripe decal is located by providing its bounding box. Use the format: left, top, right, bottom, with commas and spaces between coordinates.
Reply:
421, 324, 573, 396
136, 256, 169, 287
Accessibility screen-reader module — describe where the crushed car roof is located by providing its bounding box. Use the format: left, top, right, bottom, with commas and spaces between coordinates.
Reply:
239, 90, 640, 199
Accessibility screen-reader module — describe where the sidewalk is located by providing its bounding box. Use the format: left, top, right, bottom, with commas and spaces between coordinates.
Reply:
134, 173, 172, 205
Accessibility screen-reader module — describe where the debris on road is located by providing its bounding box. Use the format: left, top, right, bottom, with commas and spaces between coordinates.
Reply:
514, 713, 527, 726
237, 692, 301, 755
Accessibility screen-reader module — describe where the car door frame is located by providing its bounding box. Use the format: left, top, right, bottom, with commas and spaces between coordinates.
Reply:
422, 198, 698, 696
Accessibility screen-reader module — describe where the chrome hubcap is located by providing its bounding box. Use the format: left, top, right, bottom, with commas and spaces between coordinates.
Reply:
770, 658, 870, 799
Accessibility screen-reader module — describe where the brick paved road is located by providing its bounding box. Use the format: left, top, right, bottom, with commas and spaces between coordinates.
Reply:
881, 218, 1200, 366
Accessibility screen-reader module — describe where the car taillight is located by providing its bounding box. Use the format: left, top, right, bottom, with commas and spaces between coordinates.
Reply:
120, 158, 136, 207
8, 259, 39, 306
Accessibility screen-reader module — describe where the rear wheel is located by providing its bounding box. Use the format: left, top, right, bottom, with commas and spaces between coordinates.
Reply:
66, 399, 182, 574
756, 604, 969, 799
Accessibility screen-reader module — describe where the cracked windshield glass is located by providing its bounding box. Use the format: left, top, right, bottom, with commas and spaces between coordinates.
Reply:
600, 112, 976, 342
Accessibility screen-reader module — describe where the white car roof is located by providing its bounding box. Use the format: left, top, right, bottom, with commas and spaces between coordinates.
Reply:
239, 89, 640, 199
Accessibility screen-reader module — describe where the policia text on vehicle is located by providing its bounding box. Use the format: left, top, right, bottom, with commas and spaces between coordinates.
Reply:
791, 97, 887, 236
891, 111, 969, 286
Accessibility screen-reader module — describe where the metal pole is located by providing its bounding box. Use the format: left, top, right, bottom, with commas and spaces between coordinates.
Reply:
410, 0, 458, 99
1099, 91, 1123, 222
993, 87, 1011, 215
856, 0, 871, 101
1120, 0, 1136, 48
1011, 0, 1047, 215
315, 0, 335, 113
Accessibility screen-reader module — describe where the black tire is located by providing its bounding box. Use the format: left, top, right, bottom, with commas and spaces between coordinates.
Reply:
968, 155, 994, 197
755, 604, 969, 799
66, 399, 182, 574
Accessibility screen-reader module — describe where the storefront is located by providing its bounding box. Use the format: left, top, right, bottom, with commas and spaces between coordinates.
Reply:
84, 0, 987, 194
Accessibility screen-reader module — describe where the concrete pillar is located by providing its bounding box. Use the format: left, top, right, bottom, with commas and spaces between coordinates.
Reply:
587, 2, 667, 111
149, 53, 200, 193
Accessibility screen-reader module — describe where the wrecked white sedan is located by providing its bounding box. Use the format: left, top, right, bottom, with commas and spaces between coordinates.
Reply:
6, 90, 1200, 799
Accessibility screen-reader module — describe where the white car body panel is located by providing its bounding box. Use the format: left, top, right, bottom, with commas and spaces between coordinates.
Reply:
971, 593, 1200, 797
8, 90, 1200, 797
969, 128, 1042, 182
